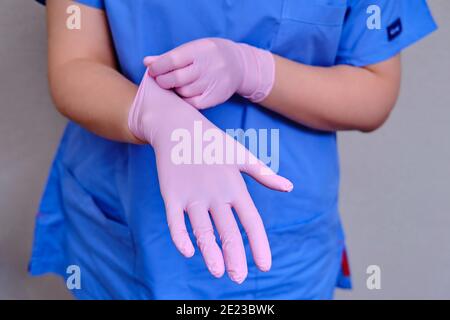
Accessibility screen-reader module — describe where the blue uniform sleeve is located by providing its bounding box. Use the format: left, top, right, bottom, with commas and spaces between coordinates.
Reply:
35, 0, 104, 10
336, 0, 437, 66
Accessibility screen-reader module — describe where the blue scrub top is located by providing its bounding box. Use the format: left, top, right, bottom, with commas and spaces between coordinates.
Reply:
31, 0, 436, 299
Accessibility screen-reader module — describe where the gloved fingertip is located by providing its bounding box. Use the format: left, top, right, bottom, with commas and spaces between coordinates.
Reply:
183, 247, 195, 258
178, 240, 195, 258
148, 68, 157, 78
144, 62, 158, 78
257, 261, 272, 272
272, 175, 294, 192
228, 270, 247, 284
143, 55, 158, 66
210, 269, 225, 279
283, 180, 294, 193
231, 274, 247, 284
208, 262, 225, 278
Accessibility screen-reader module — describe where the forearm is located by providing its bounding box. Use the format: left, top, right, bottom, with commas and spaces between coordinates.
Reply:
46, 0, 140, 144
261, 54, 401, 132
48, 59, 141, 143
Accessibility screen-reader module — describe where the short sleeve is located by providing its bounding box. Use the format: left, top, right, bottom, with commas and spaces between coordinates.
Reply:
35, 0, 104, 10
336, 0, 437, 66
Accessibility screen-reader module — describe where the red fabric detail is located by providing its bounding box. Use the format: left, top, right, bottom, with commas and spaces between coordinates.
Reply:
341, 248, 351, 277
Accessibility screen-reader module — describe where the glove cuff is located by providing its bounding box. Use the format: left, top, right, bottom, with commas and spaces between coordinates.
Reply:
128, 69, 149, 143
236, 43, 275, 103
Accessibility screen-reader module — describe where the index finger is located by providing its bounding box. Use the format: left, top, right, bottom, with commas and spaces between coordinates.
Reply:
147, 44, 194, 77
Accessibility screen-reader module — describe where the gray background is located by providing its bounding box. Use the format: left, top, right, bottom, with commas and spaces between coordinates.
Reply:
0, 0, 448, 299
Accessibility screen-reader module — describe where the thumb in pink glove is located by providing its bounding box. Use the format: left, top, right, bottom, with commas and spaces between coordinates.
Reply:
128, 69, 292, 283
144, 38, 275, 110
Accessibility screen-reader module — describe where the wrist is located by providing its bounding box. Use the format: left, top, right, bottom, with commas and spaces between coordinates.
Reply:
128, 90, 146, 143
236, 43, 275, 103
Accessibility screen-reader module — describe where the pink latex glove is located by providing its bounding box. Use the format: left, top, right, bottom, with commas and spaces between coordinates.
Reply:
128, 69, 293, 283
144, 38, 275, 110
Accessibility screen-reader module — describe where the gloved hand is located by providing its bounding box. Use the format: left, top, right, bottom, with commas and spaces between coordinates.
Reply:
143, 38, 275, 110
128, 69, 292, 283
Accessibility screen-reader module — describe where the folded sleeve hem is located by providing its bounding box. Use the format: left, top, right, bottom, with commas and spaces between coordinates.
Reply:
337, 17, 438, 67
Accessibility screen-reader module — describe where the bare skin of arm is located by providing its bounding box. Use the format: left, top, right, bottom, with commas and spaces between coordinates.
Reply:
47, 0, 400, 144
47, 0, 141, 143
262, 55, 401, 132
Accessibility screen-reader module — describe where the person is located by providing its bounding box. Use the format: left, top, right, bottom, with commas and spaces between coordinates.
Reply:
30, 0, 436, 299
